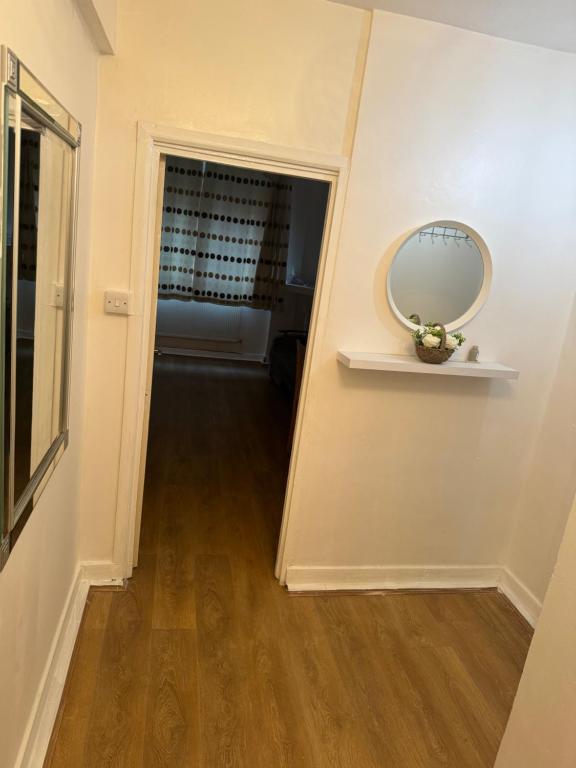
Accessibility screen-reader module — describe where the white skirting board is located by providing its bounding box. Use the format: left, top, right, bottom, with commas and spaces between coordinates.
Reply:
286, 564, 502, 591
498, 567, 543, 628
80, 559, 126, 584
15, 562, 122, 768
286, 564, 542, 627
156, 345, 266, 364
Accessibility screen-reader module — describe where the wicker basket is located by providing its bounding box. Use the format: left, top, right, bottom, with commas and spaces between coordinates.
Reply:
415, 323, 454, 365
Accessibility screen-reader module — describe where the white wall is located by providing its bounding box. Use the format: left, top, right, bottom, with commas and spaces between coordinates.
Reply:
495, 493, 576, 767
79, 0, 369, 562
0, 1, 98, 765
281, 11, 576, 599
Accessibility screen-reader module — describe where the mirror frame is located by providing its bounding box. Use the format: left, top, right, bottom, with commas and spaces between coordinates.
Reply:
387, 219, 492, 332
0, 47, 80, 570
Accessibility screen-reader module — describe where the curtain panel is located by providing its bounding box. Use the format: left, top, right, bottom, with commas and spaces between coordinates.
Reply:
159, 159, 291, 309
19, 130, 40, 280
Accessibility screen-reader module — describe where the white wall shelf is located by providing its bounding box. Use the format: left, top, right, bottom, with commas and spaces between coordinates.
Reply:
337, 351, 519, 380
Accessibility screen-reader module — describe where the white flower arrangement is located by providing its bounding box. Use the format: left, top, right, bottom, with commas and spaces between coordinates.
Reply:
412, 323, 465, 351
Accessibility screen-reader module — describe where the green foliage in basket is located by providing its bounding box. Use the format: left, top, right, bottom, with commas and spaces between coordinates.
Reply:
412, 323, 466, 351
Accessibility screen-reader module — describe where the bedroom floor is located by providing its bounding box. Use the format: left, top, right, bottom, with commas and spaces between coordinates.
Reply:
44, 356, 533, 767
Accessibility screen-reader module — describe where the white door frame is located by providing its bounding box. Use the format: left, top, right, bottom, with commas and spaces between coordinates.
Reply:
113, 122, 349, 582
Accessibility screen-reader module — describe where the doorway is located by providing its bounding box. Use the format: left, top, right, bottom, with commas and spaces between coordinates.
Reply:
116, 126, 349, 581
137, 156, 329, 574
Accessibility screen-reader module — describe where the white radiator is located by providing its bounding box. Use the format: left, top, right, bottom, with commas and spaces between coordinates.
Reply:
156, 298, 243, 346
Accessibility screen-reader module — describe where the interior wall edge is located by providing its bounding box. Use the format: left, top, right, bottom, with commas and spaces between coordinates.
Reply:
74, 0, 117, 54
494, 496, 576, 767
500, 289, 576, 600
341, 8, 373, 157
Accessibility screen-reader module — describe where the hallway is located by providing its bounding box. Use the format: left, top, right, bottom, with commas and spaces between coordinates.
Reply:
45, 358, 533, 768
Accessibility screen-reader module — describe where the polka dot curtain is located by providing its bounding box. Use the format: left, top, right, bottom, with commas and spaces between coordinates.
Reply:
18, 130, 40, 280
159, 158, 291, 309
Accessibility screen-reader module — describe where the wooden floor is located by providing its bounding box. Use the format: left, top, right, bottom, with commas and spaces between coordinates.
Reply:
45, 356, 533, 768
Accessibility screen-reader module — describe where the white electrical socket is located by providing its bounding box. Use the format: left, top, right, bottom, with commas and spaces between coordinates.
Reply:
104, 290, 131, 315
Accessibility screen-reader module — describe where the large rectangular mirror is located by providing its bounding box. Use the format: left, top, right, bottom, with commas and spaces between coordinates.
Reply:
0, 48, 79, 568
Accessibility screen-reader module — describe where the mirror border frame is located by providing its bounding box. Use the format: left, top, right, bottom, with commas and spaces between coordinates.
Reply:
0, 47, 81, 570
386, 219, 493, 332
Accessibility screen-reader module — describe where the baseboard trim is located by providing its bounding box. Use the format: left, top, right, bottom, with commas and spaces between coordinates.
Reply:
155, 332, 266, 364
15, 566, 87, 768
286, 564, 503, 592
80, 559, 125, 584
156, 345, 266, 363
286, 564, 542, 628
16, 562, 124, 768
498, 568, 542, 627
156, 331, 242, 348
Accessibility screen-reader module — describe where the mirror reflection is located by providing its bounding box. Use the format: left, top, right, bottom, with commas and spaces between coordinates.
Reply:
14, 114, 72, 509
388, 223, 485, 326
3, 90, 17, 519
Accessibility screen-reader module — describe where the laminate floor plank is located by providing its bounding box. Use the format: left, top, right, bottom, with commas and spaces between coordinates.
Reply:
315, 595, 442, 768
230, 497, 318, 768
278, 596, 393, 768
152, 488, 197, 630
81, 555, 156, 768
43, 592, 113, 767
194, 553, 249, 768
143, 630, 200, 768
422, 594, 527, 717
45, 357, 533, 768
375, 595, 494, 768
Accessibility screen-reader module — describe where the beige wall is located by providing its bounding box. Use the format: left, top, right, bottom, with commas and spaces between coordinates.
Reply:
495, 494, 576, 767
0, 1, 98, 766
79, 0, 369, 562
282, 11, 576, 596
82, 3, 576, 611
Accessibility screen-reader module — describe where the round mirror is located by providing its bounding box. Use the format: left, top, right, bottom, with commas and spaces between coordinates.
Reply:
387, 221, 491, 331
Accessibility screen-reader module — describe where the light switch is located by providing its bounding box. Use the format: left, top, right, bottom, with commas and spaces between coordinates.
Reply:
104, 290, 131, 315
51, 283, 65, 308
